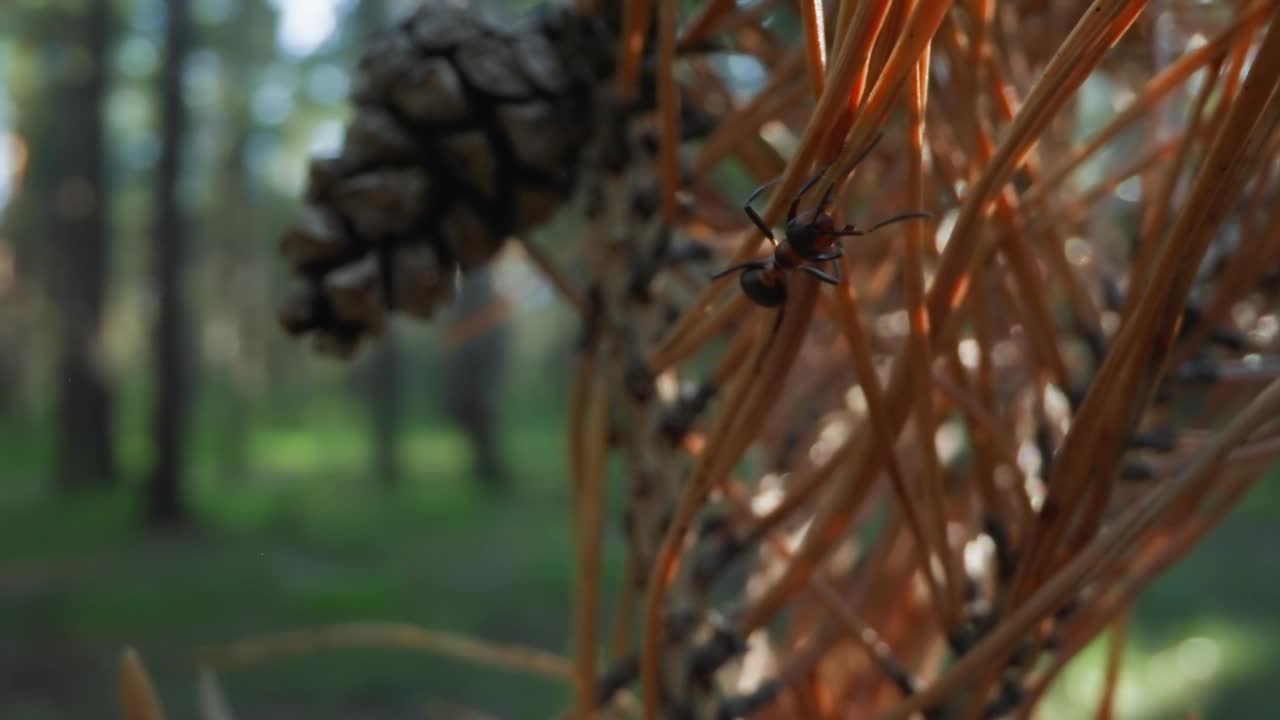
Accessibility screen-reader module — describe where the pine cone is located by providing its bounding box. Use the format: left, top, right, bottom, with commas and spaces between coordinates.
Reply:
278, 2, 620, 358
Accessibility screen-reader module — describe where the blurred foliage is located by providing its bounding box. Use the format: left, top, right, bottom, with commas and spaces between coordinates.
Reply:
0, 0, 1279, 718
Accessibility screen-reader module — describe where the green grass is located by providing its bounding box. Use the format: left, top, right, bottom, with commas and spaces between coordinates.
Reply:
0, 392, 622, 719
0, 482, 614, 718
2, 403, 1279, 719
1037, 514, 1280, 720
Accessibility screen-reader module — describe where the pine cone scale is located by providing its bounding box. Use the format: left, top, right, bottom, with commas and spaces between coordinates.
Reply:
278, 2, 620, 356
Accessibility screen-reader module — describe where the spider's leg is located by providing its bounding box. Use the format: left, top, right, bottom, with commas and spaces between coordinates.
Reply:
744, 205, 775, 242
798, 264, 840, 285
847, 131, 884, 174
710, 258, 770, 280
788, 165, 831, 221
815, 168, 842, 214
830, 257, 841, 283
809, 249, 843, 262
815, 133, 882, 213
822, 228, 864, 238
744, 176, 782, 240
744, 175, 784, 208
866, 211, 932, 233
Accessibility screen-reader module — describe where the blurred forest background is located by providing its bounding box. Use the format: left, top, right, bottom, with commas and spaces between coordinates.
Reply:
1, 0, 1279, 718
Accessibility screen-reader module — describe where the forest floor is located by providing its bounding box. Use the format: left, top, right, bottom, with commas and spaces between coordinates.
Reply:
1, 416, 1279, 719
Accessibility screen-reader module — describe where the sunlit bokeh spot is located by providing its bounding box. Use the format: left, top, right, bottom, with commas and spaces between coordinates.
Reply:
306, 64, 350, 106
185, 49, 224, 108
1065, 236, 1092, 266
935, 419, 965, 465
964, 532, 995, 577
251, 78, 294, 126
1176, 637, 1221, 682
273, 0, 343, 56
116, 35, 159, 78
1116, 175, 1141, 203
1017, 440, 1043, 479
307, 119, 345, 156
194, 0, 236, 26
957, 338, 980, 369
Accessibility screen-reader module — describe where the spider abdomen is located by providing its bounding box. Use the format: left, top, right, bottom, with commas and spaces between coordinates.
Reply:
741, 268, 787, 307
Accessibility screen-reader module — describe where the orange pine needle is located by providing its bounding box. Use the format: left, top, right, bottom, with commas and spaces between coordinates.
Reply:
120, 648, 167, 720
640, 281, 820, 719
657, 0, 681, 223
800, 0, 828, 99
571, 369, 609, 718
877, 378, 1280, 720
197, 622, 575, 681
616, 0, 656, 99
677, 0, 737, 51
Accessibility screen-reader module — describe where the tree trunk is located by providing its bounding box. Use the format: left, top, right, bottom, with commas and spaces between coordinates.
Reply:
51, 0, 117, 490
443, 270, 510, 491
212, 127, 253, 483
369, 328, 402, 489
353, 0, 403, 491
207, 0, 278, 483
146, 0, 192, 527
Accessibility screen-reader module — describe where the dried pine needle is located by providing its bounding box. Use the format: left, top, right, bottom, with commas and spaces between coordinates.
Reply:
879, 378, 1280, 720
120, 648, 167, 720
197, 622, 574, 681
572, 369, 609, 718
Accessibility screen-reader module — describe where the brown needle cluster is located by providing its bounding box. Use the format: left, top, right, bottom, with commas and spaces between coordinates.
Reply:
162, 2, 1280, 720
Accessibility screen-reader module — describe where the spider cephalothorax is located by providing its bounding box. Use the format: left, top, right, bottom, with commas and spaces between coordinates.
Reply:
712, 132, 930, 307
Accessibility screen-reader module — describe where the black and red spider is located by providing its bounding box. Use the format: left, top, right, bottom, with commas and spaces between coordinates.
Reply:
712, 132, 929, 307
